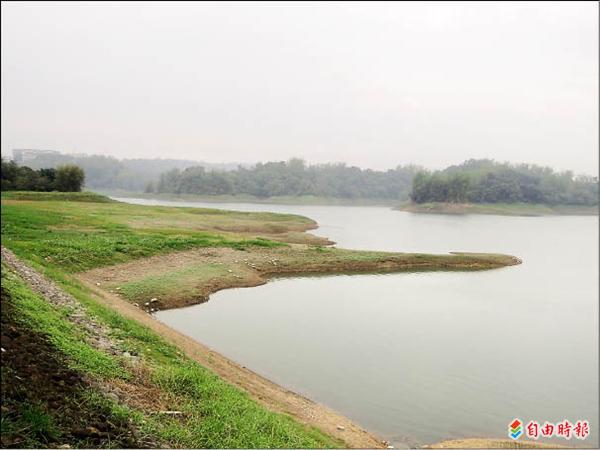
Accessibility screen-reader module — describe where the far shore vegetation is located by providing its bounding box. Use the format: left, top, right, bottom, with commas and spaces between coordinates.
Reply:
408, 159, 598, 209
4, 152, 597, 215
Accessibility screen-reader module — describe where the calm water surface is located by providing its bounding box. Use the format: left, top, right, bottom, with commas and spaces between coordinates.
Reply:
118, 198, 599, 447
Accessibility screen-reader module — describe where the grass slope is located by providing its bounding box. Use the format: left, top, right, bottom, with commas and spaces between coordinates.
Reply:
1, 264, 342, 448
0, 194, 310, 272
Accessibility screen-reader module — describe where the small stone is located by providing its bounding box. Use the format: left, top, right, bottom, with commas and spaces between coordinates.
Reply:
227, 269, 233, 273
123, 352, 131, 358
336, 425, 345, 431
58, 445, 72, 449
115, 287, 121, 290
144, 302, 150, 306
150, 298, 158, 303
133, 303, 139, 307
95, 282, 101, 286
0, 347, 5, 352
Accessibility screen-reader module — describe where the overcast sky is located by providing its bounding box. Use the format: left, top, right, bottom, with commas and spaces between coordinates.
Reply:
1, 1, 598, 174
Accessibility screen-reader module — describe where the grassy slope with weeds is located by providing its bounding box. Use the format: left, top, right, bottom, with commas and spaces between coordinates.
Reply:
1, 267, 143, 448
1, 263, 342, 449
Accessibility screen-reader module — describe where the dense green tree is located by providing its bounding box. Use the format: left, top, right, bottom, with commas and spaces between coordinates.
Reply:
54, 165, 85, 192
410, 160, 598, 206
155, 159, 421, 200
1, 158, 19, 190
1, 158, 85, 192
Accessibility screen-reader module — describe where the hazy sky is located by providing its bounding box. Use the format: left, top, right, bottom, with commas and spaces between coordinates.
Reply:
1, 1, 598, 174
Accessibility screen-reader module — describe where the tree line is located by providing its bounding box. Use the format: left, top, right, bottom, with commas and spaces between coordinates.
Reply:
20, 152, 240, 191
410, 159, 598, 206
149, 159, 421, 200
1, 158, 85, 192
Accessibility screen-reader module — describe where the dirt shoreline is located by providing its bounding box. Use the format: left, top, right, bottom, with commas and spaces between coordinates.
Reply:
80, 246, 521, 311
77, 277, 387, 448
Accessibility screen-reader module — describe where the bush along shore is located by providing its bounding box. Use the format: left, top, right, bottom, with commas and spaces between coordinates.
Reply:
1, 192, 521, 448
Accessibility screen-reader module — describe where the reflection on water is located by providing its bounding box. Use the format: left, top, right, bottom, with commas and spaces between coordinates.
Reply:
118, 198, 598, 447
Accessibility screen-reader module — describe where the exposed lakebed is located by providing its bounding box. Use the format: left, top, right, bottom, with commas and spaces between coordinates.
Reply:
118, 198, 599, 448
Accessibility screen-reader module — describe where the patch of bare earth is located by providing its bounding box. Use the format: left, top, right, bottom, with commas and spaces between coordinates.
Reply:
79, 246, 520, 311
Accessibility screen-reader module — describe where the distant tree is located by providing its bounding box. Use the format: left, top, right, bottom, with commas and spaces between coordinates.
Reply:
144, 181, 156, 193
15, 166, 40, 191
409, 159, 598, 206
1, 157, 19, 190
55, 165, 85, 192
154, 159, 421, 201
37, 168, 57, 191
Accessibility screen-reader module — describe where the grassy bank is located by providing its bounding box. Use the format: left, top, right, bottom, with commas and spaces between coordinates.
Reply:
1, 192, 520, 448
396, 201, 599, 216
1, 261, 342, 448
1, 191, 519, 310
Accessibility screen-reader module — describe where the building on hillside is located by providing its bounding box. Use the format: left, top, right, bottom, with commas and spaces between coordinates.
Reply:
12, 149, 60, 165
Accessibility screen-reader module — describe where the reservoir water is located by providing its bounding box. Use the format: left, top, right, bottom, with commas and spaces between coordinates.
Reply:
117, 198, 599, 447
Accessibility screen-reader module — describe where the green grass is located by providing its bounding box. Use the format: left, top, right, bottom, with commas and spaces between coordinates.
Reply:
1, 263, 342, 448
1, 198, 285, 272
117, 263, 228, 303
0, 403, 59, 446
2, 267, 128, 379
148, 362, 340, 448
